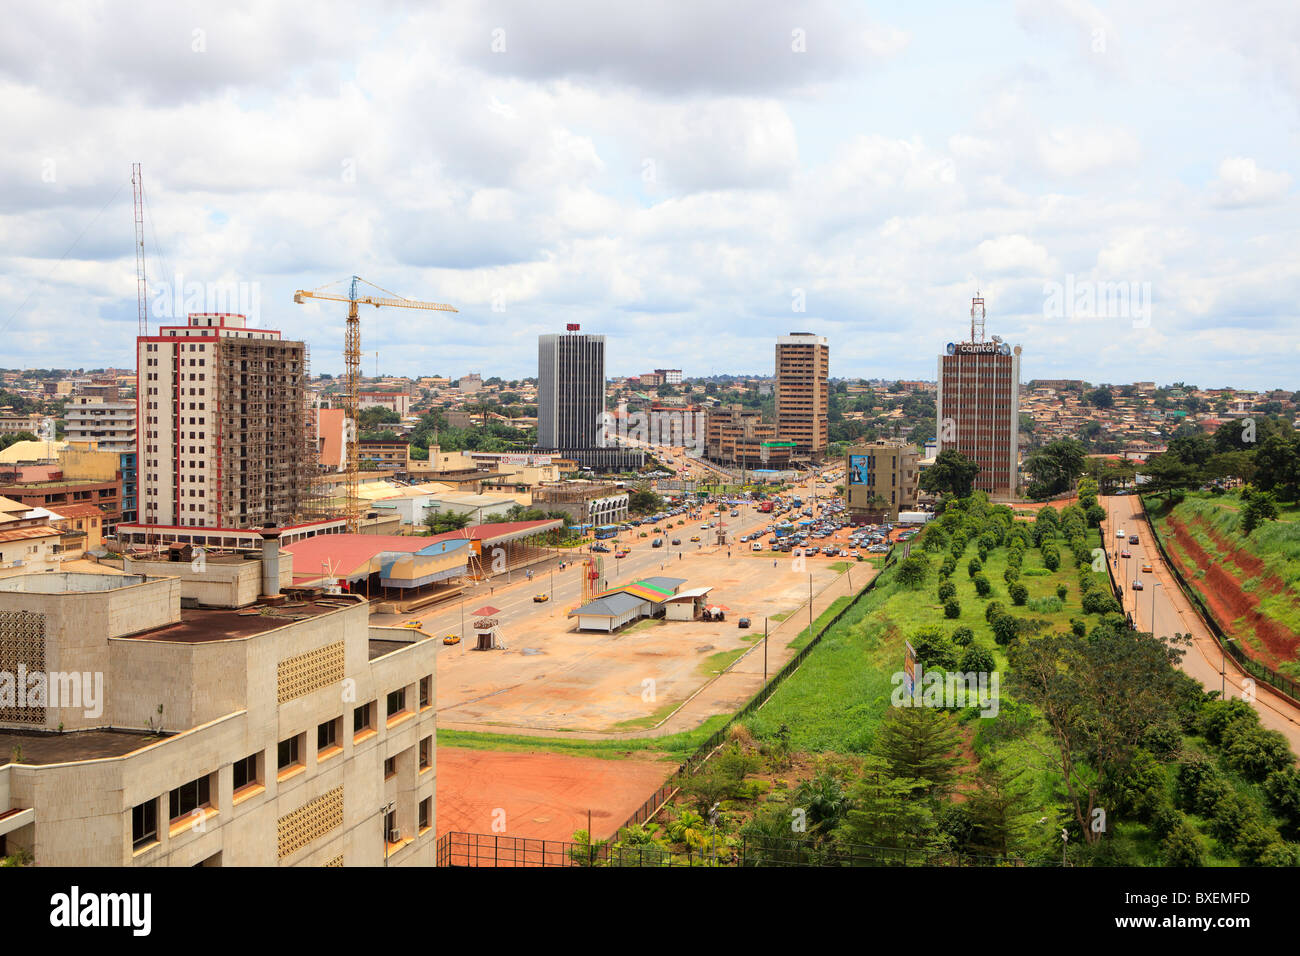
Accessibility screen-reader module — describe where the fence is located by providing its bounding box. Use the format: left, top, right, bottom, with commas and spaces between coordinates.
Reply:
1141, 496, 1300, 704
435, 830, 1029, 868
611, 544, 899, 834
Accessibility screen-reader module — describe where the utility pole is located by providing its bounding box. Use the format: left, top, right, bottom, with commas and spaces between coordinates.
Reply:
763, 617, 768, 681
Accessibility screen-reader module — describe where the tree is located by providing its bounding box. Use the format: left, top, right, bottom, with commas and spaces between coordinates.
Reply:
965, 758, 1039, 858
838, 757, 942, 851
1241, 488, 1279, 535
1087, 388, 1114, 409
628, 486, 663, 515
423, 507, 471, 534
896, 555, 931, 589
0, 431, 37, 451
1007, 626, 1190, 845
920, 450, 980, 499
871, 706, 963, 796
1024, 439, 1086, 500
1253, 434, 1300, 502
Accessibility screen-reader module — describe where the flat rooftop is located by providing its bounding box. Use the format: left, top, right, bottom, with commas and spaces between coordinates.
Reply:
0, 728, 164, 766
120, 597, 358, 644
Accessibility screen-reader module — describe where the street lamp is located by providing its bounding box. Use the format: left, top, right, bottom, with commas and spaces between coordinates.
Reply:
1149, 580, 1161, 637
1221, 637, 1237, 699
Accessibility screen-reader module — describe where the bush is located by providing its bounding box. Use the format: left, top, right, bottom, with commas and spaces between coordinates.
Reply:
939, 555, 956, 578
896, 555, 931, 589
984, 601, 1005, 624
1022, 567, 1050, 577
1222, 723, 1293, 782
1162, 819, 1206, 867
1056, 583, 1068, 601
937, 580, 957, 603
910, 627, 959, 669
943, 598, 961, 619
951, 626, 975, 647
973, 573, 991, 598
1199, 699, 1258, 746
1069, 618, 1087, 637
967, 557, 982, 578
1008, 582, 1028, 606
1003, 566, 1020, 585
1258, 842, 1300, 866
1081, 590, 1121, 615
959, 642, 995, 674
1042, 547, 1061, 572
990, 614, 1020, 647
1263, 767, 1300, 838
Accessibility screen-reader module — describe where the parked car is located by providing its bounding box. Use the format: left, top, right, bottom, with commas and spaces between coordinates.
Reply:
738, 617, 751, 629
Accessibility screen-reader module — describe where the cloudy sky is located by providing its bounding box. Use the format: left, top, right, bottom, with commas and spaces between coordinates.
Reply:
2, 0, 1297, 389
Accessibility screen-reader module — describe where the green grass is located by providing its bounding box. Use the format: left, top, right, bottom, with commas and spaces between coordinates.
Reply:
743, 527, 1108, 754
436, 716, 730, 761
829, 561, 853, 573
697, 647, 748, 676
786, 596, 854, 650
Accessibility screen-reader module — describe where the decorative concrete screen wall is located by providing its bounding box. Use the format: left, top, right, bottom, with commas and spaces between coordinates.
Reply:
0, 609, 46, 724
276, 641, 345, 704
277, 785, 344, 859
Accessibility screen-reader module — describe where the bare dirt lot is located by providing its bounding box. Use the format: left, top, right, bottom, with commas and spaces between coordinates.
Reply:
431, 547, 844, 733
435, 747, 673, 841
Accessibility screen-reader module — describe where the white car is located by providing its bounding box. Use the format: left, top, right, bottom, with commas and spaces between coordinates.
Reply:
1116, 528, 1126, 538
752, 542, 763, 552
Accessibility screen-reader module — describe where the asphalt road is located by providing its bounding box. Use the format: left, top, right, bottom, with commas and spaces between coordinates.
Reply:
1102, 494, 1300, 752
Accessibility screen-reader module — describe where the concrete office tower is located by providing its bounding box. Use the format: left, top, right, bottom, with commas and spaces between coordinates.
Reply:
935, 296, 1022, 499
136, 313, 313, 530
845, 441, 919, 522
775, 333, 829, 458
538, 329, 605, 450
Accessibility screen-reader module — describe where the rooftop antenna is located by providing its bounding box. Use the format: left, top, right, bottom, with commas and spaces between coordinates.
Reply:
970, 291, 986, 344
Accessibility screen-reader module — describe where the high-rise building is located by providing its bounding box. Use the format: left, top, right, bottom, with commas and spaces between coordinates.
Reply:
538, 330, 605, 450
133, 313, 315, 534
935, 296, 1022, 498
775, 333, 829, 457
845, 441, 919, 522
705, 404, 792, 469
537, 327, 644, 470
64, 389, 136, 453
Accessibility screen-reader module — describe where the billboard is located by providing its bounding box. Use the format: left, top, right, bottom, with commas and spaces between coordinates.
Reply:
848, 455, 870, 485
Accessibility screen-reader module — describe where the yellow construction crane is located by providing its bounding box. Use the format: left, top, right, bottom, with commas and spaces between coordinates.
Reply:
293, 276, 457, 531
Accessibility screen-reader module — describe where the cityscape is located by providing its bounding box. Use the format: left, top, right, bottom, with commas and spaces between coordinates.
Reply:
2, 0, 1297, 936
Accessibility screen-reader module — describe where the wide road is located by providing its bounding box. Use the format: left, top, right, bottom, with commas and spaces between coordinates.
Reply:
1102, 494, 1300, 753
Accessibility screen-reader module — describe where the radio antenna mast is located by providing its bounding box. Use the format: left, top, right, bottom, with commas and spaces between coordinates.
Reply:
132, 164, 147, 336
970, 292, 985, 344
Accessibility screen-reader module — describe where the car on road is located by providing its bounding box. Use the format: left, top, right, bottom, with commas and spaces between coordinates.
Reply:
442, 633, 460, 645
690, 535, 701, 542
1121, 549, 1131, 558
738, 617, 751, 629
615, 549, 629, 559
1142, 563, 1153, 573
672, 538, 681, 545
1116, 528, 1126, 538
591, 544, 610, 553
533, 593, 549, 603
400, 620, 423, 630
652, 538, 663, 548
1131, 579, 1144, 591
1129, 534, 1139, 544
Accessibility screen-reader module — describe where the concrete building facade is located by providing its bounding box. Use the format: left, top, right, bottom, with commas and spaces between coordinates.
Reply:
935, 313, 1022, 499
0, 568, 438, 866
845, 441, 919, 522
775, 333, 829, 458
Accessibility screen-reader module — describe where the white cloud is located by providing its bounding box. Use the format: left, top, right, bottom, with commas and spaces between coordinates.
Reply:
1210, 157, 1292, 208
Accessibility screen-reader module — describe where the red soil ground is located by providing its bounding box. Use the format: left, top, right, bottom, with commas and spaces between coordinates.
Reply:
436, 747, 673, 842
1163, 514, 1300, 669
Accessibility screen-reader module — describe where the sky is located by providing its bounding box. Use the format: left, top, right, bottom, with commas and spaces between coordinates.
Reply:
1, 0, 1297, 390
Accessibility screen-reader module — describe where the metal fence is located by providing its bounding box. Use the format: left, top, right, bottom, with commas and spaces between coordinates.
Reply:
1141, 496, 1300, 704
435, 830, 1029, 868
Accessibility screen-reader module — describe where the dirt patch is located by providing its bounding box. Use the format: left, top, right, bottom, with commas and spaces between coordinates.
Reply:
436, 747, 673, 841
1199, 520, 1291, 598
1164, 514, 1299, 669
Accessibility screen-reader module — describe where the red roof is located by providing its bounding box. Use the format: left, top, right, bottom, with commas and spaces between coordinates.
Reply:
282, 534, 427, 581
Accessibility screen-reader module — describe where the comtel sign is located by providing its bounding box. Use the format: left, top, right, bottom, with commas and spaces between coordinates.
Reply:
946, 342, 1011, 356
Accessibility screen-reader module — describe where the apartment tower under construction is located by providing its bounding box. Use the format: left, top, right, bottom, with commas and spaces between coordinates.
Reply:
135, 313, 316, 533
